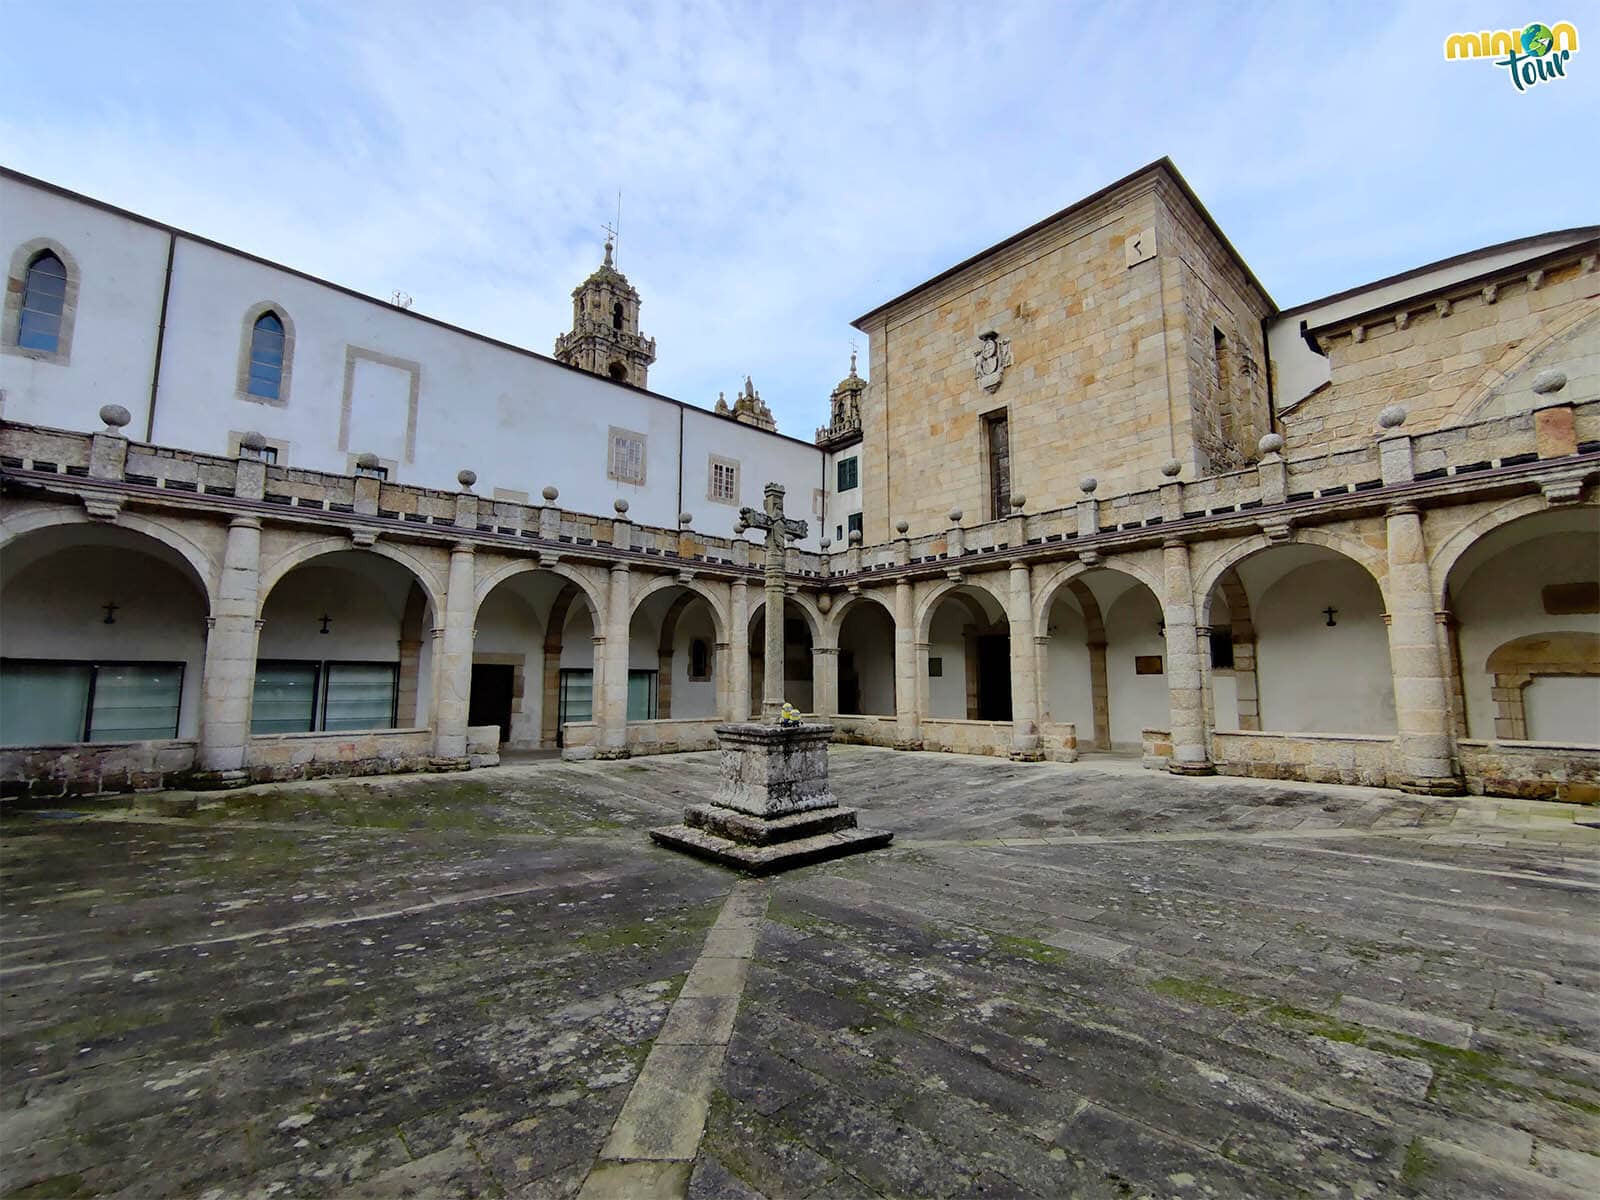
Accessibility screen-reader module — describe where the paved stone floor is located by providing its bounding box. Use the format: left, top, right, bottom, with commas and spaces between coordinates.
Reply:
2, 748, 1598, 1199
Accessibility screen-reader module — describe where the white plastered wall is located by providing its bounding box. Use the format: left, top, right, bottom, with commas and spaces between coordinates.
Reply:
472, 585, 544, 746
0, 544, 207, 738
1251, 559, 1395, 735
1043, 597, 1094, 730
838, 603, 895, 715
1452, 527, 1600, 743
926, 604, 973, 719
668, 605, 717, 718
1101, 582, 1169, 748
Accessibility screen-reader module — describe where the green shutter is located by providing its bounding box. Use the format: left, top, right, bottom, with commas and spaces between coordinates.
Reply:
0, 662, 91, 745
88, 663, 182, 741
251, 662, 319, 734
321, 663, 397, 732
627, 670, 657, 721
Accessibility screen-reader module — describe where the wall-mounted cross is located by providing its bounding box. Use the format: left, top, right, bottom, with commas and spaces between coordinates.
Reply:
319, 613, 332, 634
1323, 606, 1339, 627
102, 601, 119, 625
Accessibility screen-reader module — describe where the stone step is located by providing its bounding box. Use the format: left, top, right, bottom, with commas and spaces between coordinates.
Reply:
649, 823, 893, 875
683, 803, 860, 846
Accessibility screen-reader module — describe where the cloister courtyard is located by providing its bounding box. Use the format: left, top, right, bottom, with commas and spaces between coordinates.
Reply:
2, 748, 1597, 1199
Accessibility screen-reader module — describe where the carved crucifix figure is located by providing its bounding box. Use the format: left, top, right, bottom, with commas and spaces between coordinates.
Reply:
740, 482, 808, 718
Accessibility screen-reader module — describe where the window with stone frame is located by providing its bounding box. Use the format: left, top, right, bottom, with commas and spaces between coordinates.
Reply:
3, 240, 80, 365
982, 409, 1011, 520
608, 427, 647, 485
837, 456, 859, 492
708, 455, 739, 504
688, 638, 712, 681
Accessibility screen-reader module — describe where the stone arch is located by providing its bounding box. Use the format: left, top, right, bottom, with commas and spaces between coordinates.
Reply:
748, 590, 825, 645
629, 573, 728, 642
473, 558, 603, 623
0, 508, 219, 615
1209, 568, 1260, 732
1455, 304, 1600, 422
1429, 495, 1595, 608
258, 537, 445, 619
1483, 632, 1600, 741
1195, 529, 1389, 625
914, 574, 1011, 643
821, 589, 895, 646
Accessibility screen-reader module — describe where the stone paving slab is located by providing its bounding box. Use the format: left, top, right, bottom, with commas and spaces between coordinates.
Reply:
2, 746, 1597, 1198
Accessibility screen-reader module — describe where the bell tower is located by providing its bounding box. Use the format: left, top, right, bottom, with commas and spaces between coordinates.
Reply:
553, 238, 657, 388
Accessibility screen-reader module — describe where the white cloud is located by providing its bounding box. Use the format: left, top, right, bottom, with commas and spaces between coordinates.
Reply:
3, 1, 1593, 437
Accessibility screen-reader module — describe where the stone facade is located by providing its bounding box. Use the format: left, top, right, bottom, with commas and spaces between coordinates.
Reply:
2, 161, 1598, 803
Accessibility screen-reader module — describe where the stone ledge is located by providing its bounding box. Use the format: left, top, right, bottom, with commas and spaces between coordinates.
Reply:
648, 822, 893, 875
683, 802, 860, 846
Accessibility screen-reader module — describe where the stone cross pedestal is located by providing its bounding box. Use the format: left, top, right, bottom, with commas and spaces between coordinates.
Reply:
650, 722, 892, 874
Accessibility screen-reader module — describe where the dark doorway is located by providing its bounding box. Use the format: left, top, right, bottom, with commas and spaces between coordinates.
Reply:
468, 663, 515, 744
976, 634, 1012, 720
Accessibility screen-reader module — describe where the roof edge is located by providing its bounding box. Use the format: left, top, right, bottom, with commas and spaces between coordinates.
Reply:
851, 156, 1275, 328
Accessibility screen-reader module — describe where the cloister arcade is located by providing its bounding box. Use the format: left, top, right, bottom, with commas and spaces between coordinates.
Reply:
2, 458, 1597, 801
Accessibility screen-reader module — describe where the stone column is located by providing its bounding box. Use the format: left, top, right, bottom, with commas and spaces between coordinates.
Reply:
1162, 538, 1214, 775
812, 645, 840, 717
598, 563, 631, 757
1385, 504, 1463, 793
726, 577, 750, 721
893, 579, 921, 749
762, 555, 785, 720
197, 516, 263, 780
1007, 561, 1042, 760
1087, 637, 1110, 749
431, 542, 476, 761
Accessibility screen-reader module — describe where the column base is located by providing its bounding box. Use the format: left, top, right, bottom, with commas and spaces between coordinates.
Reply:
1167, 761, 1217, 777
1398, 775, 1466, 797
1008, 750, 1044, 763
427, 756, 472, 773
893, 739, 924, 752
187, 769, 250, 791
594, 747, 632, 761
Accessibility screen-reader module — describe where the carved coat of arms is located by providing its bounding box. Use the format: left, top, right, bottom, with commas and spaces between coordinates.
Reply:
973, 330, 1012, 392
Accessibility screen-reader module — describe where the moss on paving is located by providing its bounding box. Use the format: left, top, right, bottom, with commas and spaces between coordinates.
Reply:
1399, 1137, 1433, 1190
2, 1176, 91, 1200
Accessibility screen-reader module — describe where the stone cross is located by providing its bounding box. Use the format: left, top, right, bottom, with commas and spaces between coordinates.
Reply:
740, 482, 807, 718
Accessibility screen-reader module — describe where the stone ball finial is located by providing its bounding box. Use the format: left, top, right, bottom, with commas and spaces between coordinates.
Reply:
848, 529, 863, 545
99, 403, 131, 431
457, 469, 477, 489
948, 507, 963, 524
819, 537, 832, 551
1258, 432, 1284, 455
613, 498, 630, 514
238, 430, 267, 452
1531, 369, 1568, 395
678, 511, 693, 527
1079, 476, 1098, 495
355, 452, 381, 471
1160, 458, 1182, 479
541, 485, 559, 502
1377, 405, 1408, 430
1010, 494, 1026, 511
895, 519, 910, 535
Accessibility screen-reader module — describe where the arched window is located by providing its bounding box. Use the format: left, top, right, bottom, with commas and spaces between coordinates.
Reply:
246, 312, 287, 401
18, 251, 68, 353
612, 301, 624, 331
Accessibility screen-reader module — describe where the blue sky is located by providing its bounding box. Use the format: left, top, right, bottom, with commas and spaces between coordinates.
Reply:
5, 2, 1595, 437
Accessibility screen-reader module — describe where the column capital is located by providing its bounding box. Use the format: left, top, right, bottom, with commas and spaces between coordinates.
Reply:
451, 539, 476, 555
227, 515, 262, 531
1161, 536, 1189, 551
609, 561, 630, 576
1385, 502, 1422, 519
1434, 609, 1457, 627
1033, 634, 1050, 646
812, 645, 840, 656
914, 640, 931, 651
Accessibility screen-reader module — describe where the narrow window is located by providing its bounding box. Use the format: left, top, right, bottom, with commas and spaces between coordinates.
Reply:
247, 312, 287, 400
688, 638, 711, 681
612, 301, 624, 331
984, 411, 1011, 520
837, 457, 859, 492
1212, 326, 1228, 395
1209, 630, 1235, 670
18, 251, 68, 353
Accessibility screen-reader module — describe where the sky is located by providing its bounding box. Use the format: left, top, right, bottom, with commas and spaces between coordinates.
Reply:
4, 1, 1595, 438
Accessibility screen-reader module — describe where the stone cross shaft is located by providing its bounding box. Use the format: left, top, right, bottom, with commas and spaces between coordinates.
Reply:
740, 482, 807, 718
